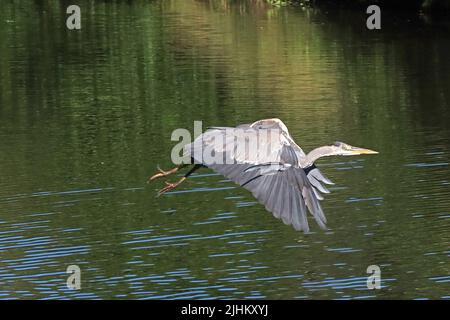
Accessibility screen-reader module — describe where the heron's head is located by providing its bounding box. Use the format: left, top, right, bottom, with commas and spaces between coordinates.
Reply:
330, 141, 379, 156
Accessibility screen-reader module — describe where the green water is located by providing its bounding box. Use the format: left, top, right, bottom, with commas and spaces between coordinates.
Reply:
0, 0, 449, 299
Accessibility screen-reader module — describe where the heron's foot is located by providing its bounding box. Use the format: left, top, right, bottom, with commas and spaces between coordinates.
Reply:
157, 178, 186, 197
148, 165, 179, 183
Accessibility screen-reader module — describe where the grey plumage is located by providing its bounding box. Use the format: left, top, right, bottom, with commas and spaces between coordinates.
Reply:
175, 118, 378, 232
185, 119, 333, 232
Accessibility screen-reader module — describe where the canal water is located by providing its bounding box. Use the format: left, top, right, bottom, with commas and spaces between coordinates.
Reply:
0, 0, 449, 299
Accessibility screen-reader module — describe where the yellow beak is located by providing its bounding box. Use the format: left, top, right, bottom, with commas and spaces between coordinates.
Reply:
350, 147, 379, 155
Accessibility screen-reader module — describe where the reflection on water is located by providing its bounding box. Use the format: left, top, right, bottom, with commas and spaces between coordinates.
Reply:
0, 0, 449, 299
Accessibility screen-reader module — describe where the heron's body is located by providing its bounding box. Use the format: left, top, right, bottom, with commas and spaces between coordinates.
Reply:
149, 118, 378, 233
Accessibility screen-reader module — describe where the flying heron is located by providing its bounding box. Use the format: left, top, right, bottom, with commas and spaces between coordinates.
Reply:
149, 118, 378, 232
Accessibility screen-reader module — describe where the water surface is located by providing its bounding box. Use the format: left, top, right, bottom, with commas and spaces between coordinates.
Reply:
0, 0, 449, 299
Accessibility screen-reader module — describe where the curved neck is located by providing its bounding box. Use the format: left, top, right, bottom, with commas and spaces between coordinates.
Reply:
302, 146, 334, 167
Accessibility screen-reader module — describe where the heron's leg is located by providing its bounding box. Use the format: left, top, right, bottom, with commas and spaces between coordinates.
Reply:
148, 164, 187, 183
157, 164, 203, 196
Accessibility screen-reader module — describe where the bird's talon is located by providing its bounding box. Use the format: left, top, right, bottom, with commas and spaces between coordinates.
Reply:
157, 182, 179, 196
157, 165, 169, 175
148, 172, 164, 183
148, 165, 176, 183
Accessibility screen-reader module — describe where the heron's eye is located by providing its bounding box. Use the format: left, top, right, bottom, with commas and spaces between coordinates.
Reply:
334, 141, 351, 150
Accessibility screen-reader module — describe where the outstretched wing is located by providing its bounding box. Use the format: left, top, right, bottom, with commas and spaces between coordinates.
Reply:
184, 119, 332, 232
207, 156, 327, 232
205, 143, 327, 232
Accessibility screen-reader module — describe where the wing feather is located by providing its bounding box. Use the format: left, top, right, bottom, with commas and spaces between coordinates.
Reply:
186, 127, 293, 166
183, 119, 331, 232
208, 161, 327, 232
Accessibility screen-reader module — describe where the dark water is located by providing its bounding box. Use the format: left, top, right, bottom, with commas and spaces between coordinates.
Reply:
0, 0, 449, 299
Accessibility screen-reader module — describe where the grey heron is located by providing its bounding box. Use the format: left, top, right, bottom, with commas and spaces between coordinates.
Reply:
149, 118, 378, 232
